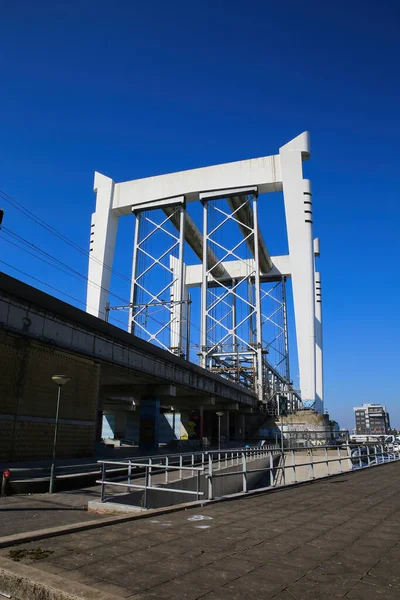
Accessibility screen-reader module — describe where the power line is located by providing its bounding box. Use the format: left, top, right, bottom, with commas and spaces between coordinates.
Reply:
0, 188, 211, 343
0, 258, 128, 329
2, 235, 86, 283
0, 188, 131, 284
0, 259, 95, 310
1, 226, 130, 305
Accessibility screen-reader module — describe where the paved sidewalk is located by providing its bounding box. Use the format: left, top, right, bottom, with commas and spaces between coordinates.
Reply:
0, 488, 105, 537
1, 462, 400, 599
0, 463, 196, 538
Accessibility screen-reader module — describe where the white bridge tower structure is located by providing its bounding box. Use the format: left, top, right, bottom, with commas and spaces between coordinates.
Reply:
86, 132, 324, 412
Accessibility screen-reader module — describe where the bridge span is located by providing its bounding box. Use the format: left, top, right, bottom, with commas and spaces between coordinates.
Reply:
0, 271, 260, 460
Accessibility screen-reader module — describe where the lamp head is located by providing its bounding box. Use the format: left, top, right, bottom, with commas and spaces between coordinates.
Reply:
52, 375, 70, 387
216, 411, 224, 417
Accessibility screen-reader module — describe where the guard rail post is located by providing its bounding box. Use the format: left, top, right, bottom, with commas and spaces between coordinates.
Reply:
269, 451, 274, 487
346, 444, 352, 470
309, 448, 315, 480
242, 452, 247, 493
127, 461, 132, 492
101, 463, 106, 502
143, 466, 149, 509
148, 458, 153, 487
325, 447, 329, 476
291, 449, 296, 483
337, 446, 342, 474
207, 453, 213, 500
282, 448, 286, 485
196, 470, 201, 500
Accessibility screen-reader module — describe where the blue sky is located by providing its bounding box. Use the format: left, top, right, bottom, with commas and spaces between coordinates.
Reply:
1, 0, 399, 428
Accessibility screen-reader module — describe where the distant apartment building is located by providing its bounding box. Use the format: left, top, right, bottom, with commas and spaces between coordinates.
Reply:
354, 404, 390, 434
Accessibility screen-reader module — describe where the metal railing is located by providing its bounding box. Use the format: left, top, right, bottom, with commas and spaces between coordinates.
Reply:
349, 443, 400, 470
97, 460, 205, 506
96, 446, 277, 506
96, 443, 400, 509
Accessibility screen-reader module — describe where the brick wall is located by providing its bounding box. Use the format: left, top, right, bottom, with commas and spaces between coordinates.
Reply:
0, 330, 100, 461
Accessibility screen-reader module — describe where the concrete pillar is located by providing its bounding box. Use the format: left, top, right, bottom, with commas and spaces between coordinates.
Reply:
199, 406, 204, 442
95, 393, 105, 443
172, 410, 177, 439
234, 414, 246, 442
221, 412, 230, 442
280, 133, 316, 405
86, 172, 119, 319
202, 411, 213, 447
114, 411, 127, 439
139, 396, 160, 452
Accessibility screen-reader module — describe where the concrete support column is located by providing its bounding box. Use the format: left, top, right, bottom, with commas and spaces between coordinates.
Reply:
234, 414, 246, 442
280, 133, 316, 405
139, 396, 160, 452
199, 406, 204, 442
95, 392, 105, 443
114, 412, 128, 439
221, 412, 230, 442
86, 173, 118, 319
202, 411, 213, 447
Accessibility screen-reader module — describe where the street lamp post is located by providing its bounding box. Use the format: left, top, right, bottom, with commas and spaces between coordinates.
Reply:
216, 411, 224, 451
49, 375, 70, 494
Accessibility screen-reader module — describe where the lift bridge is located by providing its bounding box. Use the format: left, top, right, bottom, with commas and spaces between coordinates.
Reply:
86, 132, 323, 414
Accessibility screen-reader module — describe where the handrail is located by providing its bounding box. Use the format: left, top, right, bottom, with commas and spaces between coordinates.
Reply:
96, 443, 400, 509
98, 460, 203, 471
95, 480, 204, 496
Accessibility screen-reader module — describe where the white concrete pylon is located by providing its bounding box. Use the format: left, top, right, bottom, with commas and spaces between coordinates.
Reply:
87, 172, 118, 318
279, 132, 316, 405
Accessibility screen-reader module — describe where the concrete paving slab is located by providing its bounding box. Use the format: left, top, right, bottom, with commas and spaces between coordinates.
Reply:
0, 462, 399, 599
0, 491, 106, 537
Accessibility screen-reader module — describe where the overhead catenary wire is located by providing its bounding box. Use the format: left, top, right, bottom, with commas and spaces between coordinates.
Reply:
0, 188, 226, 363
1, 226, 190, 336
1, 226, 130, 306
0, 188, 131, 284
0, 258, 93, 312
0, 258, 128, 329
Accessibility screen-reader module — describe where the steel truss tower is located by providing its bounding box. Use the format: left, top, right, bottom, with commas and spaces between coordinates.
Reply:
129, 203, 187, 357
199, 192, 291, 405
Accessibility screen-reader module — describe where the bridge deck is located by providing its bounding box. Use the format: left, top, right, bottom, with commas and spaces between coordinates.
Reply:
1, 462, 400, 599
0, 271, 257, 408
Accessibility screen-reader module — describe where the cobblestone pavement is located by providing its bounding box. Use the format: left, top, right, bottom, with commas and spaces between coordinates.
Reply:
2, 462, 400, 599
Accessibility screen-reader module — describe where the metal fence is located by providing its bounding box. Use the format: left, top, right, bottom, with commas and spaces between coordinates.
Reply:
96, 446, 277, 506
96, 443, 400, 509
